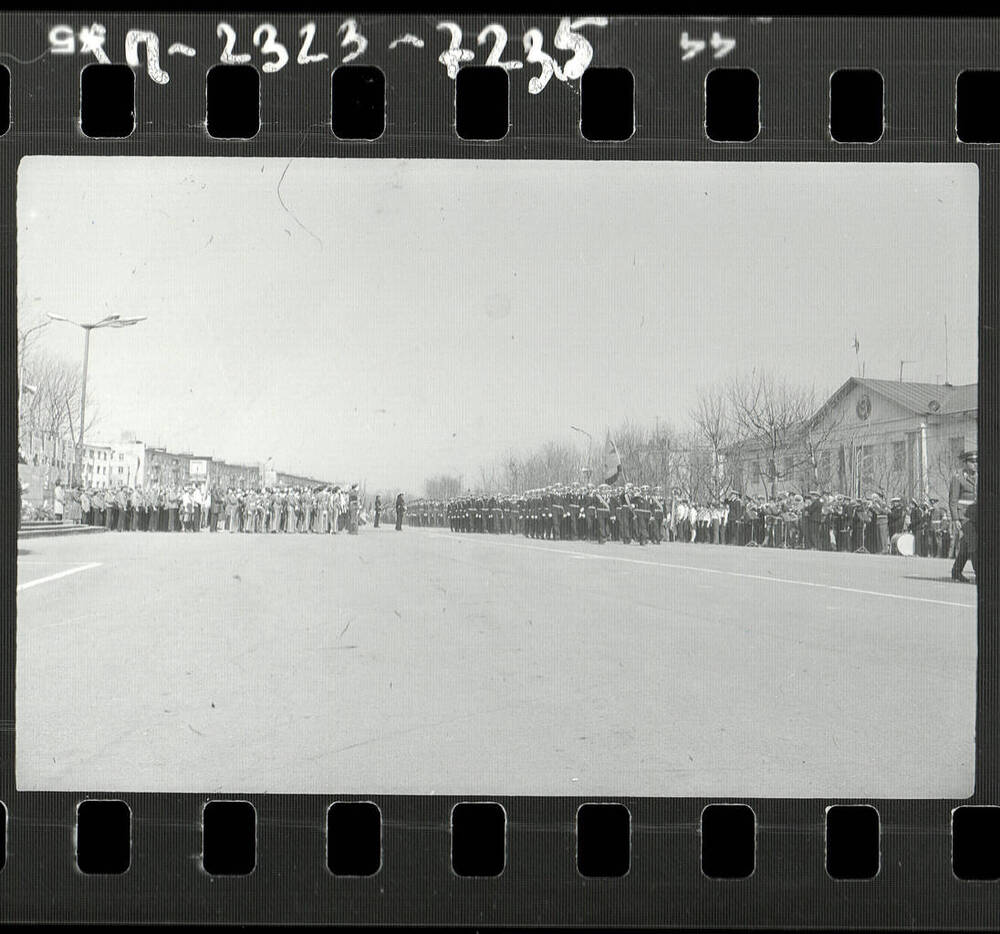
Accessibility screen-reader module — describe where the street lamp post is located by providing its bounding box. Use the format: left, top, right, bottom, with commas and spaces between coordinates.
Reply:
47, 313, 147, 487
570, 425, 595, 483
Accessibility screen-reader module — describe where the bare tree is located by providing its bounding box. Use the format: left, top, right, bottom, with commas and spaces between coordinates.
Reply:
727, 370, 816, 498
930, 445, 960, 504
690, 386, 738, 501
423, 474, 463, 499
19, 347, 99, 482
798, 395, 847, 492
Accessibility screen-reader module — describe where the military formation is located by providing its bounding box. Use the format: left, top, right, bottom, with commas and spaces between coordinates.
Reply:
38, 452, 981, 581
411, 450, 978, 579
73, 481, 370, 534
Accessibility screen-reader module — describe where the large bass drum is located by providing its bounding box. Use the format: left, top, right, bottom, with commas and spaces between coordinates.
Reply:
891, 531, 915, 556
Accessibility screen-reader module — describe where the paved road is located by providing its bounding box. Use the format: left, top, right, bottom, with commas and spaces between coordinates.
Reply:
16, 528, 976, 797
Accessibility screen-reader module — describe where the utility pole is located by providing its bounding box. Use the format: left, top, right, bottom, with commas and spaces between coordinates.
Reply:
944, 315, 950, 384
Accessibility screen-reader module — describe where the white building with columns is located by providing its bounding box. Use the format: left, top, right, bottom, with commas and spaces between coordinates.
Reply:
740, 377, 977, 503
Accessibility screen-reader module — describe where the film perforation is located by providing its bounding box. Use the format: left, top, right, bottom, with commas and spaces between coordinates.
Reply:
580, 67, 634, 142
205, 63, 260, 140
828, 69, 885, 144
5, 46, 1000, 147
201, 799, 257, 876
454, 65, 510, 141
575, 802, 631, 878
0, 795, 998, 918
330, 65, 385, 142
74, 798, 131, 875
824, 804, 880, 880
327, 800, 382, 876
450, 801, 507, 877
79, 62, 135, 138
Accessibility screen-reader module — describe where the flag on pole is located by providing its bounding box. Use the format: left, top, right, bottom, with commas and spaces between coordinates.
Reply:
853, 333, 860, 354
603, 434, 623, 485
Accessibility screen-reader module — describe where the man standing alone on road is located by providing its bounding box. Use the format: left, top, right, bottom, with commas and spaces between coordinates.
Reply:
395, 492, 406, 531
952, 498, 978, 583
348, 484, 360, 534
949, 450, 977, 563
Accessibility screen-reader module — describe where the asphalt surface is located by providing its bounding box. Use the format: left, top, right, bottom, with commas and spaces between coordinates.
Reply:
16, 526, 976, 797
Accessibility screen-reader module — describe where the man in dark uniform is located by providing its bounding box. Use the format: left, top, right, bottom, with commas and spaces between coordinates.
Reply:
836, 496, 852, 552
566, 486, 581, 541
373, 494, 382, 528
581, 486, 594, 541
888, 496, 906, 538
726, 492, 743, 545
802, 492, 821, 550
619, 485, 634, 545
634, 486, 650, 545
929, 498, 948, 557
953, 498, 977, 582
852, 497, 871, 552
395, 492, 405, 530
949, 450, 977, 563
347, 484, 360, 534
650, 486, 664, 544
551, 486, 564, 541
595, 484, 611, 544
909, 499, 925, 557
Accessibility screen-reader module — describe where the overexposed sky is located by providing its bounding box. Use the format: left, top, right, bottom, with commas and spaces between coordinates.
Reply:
17, 157, 978, 490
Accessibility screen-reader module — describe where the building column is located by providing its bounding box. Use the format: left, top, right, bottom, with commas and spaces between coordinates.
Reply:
919, 422, 929, 501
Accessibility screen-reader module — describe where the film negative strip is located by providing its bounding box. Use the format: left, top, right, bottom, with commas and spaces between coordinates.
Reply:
1, 11, 997, 926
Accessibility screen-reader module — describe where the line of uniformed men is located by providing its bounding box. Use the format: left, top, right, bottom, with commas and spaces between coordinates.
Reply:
437, 483, 963, 557
404, 500, 448, 528
77, 482, 364, 534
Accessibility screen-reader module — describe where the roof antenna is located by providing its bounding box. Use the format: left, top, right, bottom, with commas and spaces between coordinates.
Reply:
944, 315, 950, 386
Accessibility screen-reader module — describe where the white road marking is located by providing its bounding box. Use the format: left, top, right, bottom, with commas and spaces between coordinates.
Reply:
17, 562, 102, 592
428, 533, 975, 610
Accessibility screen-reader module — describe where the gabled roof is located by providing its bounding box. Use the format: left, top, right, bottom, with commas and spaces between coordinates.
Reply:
812, 377, 977, 425
855, 378, 976, 415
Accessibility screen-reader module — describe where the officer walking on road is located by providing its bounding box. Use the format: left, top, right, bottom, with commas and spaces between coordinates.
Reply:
951, 450, 978, 582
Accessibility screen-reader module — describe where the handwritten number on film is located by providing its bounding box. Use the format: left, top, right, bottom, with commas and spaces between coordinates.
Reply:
439, 17, 607, 92
680, 30, 736, 61
48, 17, 610, 91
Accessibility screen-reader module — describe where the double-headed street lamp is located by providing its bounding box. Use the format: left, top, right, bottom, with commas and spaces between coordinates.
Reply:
570, 425, 595, 479
46, 312, 147, 485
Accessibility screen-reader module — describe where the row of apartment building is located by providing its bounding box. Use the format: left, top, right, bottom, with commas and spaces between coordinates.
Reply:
18, 431, 336, 506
